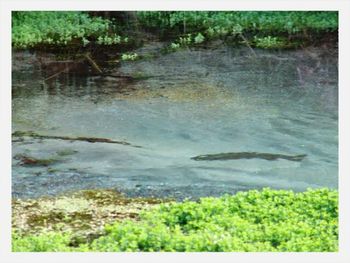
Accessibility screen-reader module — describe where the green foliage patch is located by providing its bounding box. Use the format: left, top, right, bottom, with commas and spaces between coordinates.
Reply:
12, 188, 338, 252
12, 11, 337, 50
12, 11, 127, 49
137, 11, 338, 50
137, 11, 338, 36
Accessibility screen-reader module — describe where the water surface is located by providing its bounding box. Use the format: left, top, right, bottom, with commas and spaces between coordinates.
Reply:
12, 45, 338, 199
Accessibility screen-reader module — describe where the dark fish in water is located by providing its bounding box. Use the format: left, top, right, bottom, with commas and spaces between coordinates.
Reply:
191, 152, 307, 162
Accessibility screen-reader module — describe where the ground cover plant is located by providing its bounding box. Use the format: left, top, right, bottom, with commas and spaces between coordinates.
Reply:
12, 11, 127, 49
12, 188, 338, 252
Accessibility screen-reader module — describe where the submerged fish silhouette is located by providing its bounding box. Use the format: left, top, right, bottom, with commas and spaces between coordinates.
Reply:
191, 152, 307, 162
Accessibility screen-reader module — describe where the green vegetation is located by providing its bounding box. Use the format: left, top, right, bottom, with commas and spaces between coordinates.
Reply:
137, 11, 338, 49
121, 52, 139, 61
12, 189, 164, 249
137, 11, 337, 35
254, 36, 290, 49
12, 11, 338, 50
12, 11, 127, 49
12, 188, 338, 252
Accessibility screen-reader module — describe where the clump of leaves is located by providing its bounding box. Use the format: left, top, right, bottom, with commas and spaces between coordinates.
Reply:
12, 231, 73, 252
254, 36, 291, 49
12, 188, 338, 252
121, 52, 139, 61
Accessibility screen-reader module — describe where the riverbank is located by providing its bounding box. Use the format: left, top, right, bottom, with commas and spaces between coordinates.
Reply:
12, 11, 338, 57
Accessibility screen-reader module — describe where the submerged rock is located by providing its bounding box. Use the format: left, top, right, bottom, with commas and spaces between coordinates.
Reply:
14, 154, 60, 167
12, 130, 142, 148
191, 152, 307, 162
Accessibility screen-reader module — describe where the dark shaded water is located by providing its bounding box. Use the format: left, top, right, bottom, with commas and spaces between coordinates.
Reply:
12, 45, 338, 200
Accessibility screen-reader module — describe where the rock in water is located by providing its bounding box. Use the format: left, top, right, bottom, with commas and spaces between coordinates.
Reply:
191, 152, 307, 162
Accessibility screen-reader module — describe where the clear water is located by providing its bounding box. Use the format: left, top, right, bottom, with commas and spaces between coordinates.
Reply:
12, 46, 338, 199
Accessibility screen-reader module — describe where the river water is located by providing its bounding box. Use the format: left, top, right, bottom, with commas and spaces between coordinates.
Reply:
12, 44, 338, 199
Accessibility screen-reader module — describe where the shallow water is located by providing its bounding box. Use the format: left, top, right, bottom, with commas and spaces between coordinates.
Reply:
12, 45, 338, 199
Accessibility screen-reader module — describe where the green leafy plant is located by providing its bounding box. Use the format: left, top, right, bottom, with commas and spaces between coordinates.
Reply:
254, 36, 289, 49
137, 11, 338, 49
170, 42, 181, 50
12, 188, 338, 252
12, 11, 338, 50
121, 52, 139, 61
12, 11, 125, 49
194, 33, 205, 44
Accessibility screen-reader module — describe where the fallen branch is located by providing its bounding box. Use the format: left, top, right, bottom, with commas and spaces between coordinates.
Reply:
12, 131, 142, 148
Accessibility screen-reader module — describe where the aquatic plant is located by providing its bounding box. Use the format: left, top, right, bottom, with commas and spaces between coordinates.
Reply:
12, 188, 338, 252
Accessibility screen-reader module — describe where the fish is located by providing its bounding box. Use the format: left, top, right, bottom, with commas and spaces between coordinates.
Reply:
191, 152, 307, 162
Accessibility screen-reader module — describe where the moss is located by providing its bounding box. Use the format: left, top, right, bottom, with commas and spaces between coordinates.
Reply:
12, 189, 165, 245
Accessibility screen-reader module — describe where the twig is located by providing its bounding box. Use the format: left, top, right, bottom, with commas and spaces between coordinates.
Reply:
84, 53, 103, 74
239, 33, 257, 58
43, 67, 69, 81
